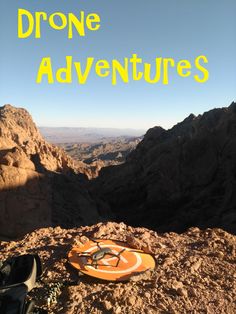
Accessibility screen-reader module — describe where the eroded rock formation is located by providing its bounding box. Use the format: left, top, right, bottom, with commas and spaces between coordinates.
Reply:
0, 104, 103, 238
1, 102, 236, 238
91, 102, 236, 234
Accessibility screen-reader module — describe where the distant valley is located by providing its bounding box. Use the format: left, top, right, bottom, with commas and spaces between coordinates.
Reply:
40, 127, 144, 169
58, 137, 142, 168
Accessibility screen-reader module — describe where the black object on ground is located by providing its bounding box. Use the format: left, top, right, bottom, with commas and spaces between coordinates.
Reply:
0, 254, 42, 314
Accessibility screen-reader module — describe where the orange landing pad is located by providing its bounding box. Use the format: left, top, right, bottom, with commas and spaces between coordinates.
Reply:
68, 239, 156, 281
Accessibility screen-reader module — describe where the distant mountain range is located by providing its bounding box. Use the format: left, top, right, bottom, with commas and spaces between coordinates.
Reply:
39, 127, 146, 143
59, 137, 142, 173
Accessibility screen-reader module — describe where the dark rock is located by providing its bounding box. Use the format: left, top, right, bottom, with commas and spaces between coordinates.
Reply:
91, 103, 236, 234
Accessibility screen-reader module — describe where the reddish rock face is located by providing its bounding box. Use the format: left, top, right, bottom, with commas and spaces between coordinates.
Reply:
0, 104, 92, 176
0, 104, 103, 238
91, 102, 236, 234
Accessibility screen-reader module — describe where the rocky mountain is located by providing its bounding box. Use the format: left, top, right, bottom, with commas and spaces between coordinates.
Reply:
58, 137, 142, 170
91, 102, 236, 234
0, 105, 106, 238
0, 222, 235, 313
1, 102, 236, 239
0, 105, 91, 175
1, 103, 236, 312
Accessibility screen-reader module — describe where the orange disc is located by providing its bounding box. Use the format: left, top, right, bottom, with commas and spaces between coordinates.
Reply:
68, 239, 156, 281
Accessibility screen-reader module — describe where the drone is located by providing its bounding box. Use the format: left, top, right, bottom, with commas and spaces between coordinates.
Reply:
77, 238, 126, 269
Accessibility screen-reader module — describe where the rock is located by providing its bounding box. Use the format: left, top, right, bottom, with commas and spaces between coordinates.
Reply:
216, 251, 224, 258
171, 281, 184, 290
103, 300, 112, 310
127, 295, 136, 306
190, 259, 202, 272
163, 257, 175, 267
177, 287, 188, 298
114, 306, 122, 314
189, 287, 197, 297
0, 105, 90, 175
144, 292, 151, 299
57, 137, 142, 173
130, 270, 153, 282
2, 102, 236, 240
0, 104, 103, 238
91, 102, 236, 234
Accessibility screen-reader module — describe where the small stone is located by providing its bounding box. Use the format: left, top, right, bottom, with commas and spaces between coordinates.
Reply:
113, 288, 122, 299
177, 287, 188, 298
163, 257, 174, 267
127, 295, 136, 306
156, 242, 167, 249
135, 296, 143, 307
189, 227, 200, 233
144, 292, 151, 299
172, 281, 183, 290
216, 251, 224, 258
114, 306, 122, 314
191, 259, 202, 272
189, 287, 197, 297
103, 300, 112, 310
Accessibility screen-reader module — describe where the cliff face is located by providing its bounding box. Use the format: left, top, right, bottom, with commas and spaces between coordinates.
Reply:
91, 102, 236, 234
0, 105, 103, 238
0, 222, 235, 313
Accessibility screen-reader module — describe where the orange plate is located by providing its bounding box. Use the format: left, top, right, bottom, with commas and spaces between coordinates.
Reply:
68, 239, 156, 281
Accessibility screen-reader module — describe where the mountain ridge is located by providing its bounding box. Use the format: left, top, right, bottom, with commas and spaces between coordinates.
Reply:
0, 104, 106, 238
0, 102, 236, 238
91, 102, 236, 233
39, 126, 145, 144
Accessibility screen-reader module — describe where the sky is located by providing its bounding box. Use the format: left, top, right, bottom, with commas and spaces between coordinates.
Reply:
0, 0, 235, 130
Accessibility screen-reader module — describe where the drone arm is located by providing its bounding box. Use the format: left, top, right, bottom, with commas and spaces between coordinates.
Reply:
89, 238, 102, 249
117, 248, 126, 256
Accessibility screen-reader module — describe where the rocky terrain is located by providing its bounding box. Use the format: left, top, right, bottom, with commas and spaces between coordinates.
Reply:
0, 105, 106, 238
0, 222, 235, 313
91, 102, 236, 235
58, 137, 142, 169
1, 102, 236, 239
1, 104, 236, 313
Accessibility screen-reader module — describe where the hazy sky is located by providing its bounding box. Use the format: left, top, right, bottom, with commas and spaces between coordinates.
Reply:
0, 0, 235, 129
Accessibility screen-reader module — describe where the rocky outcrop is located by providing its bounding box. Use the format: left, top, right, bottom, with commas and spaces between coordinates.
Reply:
59, 137, 142, 171
0, 104, 92, 176
0, 222, 235, 313
91, 102, 236, 234
0, 105, 103, 238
